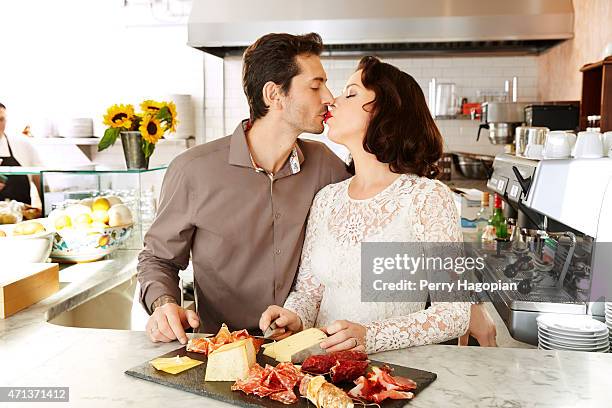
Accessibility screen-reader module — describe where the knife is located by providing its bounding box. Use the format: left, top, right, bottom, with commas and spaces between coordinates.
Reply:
263, 321, 278, 339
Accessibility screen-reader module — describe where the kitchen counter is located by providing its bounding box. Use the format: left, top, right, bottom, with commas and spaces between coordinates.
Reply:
1, 250, 611, 407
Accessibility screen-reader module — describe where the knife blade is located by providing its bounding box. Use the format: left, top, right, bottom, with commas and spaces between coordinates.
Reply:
290, 343, 327, 364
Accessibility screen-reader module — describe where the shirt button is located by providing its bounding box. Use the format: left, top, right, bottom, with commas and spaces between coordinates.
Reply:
275, 249, 281, 255
275, 212, 281, 219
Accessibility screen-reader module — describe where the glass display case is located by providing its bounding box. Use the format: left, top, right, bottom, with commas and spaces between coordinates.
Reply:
41, 166, 167, 249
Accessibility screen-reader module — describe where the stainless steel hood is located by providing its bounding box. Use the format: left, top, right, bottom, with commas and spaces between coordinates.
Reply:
188, 0, 573, 57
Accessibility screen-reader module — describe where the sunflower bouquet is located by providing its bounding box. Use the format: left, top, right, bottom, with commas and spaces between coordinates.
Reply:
98, 100, 178, 159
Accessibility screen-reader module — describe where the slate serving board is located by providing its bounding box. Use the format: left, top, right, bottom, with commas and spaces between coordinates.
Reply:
125, 346, 437, 407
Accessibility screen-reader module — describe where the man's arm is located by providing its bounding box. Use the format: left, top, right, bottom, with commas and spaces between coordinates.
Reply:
137, 158, 196, 315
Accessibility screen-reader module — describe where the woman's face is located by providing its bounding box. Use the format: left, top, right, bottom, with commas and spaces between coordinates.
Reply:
326, 69, 375, 147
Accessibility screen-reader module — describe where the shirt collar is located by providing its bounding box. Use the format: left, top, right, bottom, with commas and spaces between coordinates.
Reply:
228, 119, 304, 177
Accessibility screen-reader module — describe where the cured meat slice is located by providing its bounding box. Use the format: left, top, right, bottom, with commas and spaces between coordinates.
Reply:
299, 374, 354, 408
348, 366, 416, 403
302, 350, 368, 374
269, 389, 298, 404
329, 360, 369, 383
232, 362, 304, 405
187, 324, 263, 355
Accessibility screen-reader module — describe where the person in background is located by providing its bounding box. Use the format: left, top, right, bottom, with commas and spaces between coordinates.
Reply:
0, 102, 42, 206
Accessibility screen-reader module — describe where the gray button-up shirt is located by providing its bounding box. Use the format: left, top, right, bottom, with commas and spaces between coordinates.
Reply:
137, 120, 351, 333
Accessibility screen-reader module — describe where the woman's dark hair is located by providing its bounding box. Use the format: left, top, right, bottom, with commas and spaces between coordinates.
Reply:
242, 32, 324, 122
0, 103, 5, 110
348, 56, 443, 178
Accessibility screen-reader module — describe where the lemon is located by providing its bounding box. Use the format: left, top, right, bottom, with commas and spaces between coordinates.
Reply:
54, 215, 72, 230
91, 209, 109, 224
104, 196, 123, 207
0, 230, 6, 237
13, 221, 46, 236
74, 213, 93, 228
92, 197, 111, 212
108, 204, 133, 227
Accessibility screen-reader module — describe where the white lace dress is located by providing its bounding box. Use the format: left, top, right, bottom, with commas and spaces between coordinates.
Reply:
283, 173, 470, 354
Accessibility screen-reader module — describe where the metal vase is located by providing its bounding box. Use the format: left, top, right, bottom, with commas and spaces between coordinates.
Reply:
120, 131, 149, 170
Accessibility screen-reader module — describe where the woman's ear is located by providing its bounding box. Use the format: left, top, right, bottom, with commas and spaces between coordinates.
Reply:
262, 81, 282, 110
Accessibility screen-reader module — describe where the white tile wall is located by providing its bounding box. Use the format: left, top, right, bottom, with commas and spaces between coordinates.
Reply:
204, 55, 539, 157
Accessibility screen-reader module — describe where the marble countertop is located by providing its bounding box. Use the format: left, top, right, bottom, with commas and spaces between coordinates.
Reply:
1, 250, 611, 407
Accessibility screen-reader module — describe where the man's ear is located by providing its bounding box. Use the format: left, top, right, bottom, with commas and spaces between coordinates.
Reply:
262, 81, 282, 110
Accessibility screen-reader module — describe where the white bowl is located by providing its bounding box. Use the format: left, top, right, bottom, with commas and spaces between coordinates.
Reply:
0, 224, 54, 263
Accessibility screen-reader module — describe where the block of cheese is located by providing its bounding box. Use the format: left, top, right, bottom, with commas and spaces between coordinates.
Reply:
204, 338, 257, 381
263, 328, 327, 362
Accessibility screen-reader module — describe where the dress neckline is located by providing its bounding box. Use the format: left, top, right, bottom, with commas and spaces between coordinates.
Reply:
345, 173, 415, 203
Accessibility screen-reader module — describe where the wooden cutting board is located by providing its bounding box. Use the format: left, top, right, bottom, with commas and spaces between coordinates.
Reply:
0, 263, 59, 318
125, 345, 437, 407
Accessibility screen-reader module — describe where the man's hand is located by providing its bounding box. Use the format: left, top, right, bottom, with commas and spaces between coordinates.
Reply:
259, 305, 303, 340
0, 182, 5, 192
146, 301, 200, 345
459, 303, 497, 347
320, 320, 366, 353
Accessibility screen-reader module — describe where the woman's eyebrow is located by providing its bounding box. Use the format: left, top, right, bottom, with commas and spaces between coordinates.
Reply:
343, 83, 361, 92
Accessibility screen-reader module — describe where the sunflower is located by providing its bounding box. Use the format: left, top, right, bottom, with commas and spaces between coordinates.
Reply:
139, 114, 164, 144
161, 101, 179, 132
140, 100, 163, 114
103, 104, 134, 129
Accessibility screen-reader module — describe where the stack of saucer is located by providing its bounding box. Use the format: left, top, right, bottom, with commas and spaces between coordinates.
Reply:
537, 314, 610, 353
57, 118, 94, 138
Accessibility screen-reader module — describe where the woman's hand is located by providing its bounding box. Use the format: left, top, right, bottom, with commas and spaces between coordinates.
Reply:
320, 320, 366, 352
259, 305, 303, 340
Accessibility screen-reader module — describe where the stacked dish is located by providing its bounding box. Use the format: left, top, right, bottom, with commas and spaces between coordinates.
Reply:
537, 314, 609, 353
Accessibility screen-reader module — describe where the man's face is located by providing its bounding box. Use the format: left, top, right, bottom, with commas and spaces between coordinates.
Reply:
279, 54, 333, 134
0, 108, 6, 135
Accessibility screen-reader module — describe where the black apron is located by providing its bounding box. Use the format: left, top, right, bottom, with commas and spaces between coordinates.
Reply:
0, 137, 32, 205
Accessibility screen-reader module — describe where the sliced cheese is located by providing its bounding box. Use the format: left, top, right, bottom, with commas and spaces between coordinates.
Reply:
150, 355, 203, 374
204, 338, 256, 381
262, 328, 327, 362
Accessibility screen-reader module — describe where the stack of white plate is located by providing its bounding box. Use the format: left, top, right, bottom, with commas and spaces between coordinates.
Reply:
606, 302, 612, 349
163, 94, 194, 139
537, 314, 610, 353
57, 118, 94, 138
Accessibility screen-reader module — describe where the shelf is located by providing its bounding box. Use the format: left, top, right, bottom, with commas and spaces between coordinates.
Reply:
41, 166, 168, 174
30, 137, 195, 146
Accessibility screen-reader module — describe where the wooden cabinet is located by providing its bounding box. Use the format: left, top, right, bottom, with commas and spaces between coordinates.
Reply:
580, 56, 612, 132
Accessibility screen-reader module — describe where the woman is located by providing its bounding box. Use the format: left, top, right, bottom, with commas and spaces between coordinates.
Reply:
259, 56, 470, 354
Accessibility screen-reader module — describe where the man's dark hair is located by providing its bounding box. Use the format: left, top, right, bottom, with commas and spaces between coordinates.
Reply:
0, 103, 5, 110
242, 32, 324, 122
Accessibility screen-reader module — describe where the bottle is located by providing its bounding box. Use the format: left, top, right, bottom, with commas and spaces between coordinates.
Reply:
491, 194, 509, 240
475, 192, 492, 241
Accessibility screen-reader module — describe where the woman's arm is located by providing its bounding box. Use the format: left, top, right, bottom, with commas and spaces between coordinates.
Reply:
282, 187, 330, 329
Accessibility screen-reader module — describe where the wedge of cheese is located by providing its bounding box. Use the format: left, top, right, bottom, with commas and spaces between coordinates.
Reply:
263, 328, 327, 362
150, 355, 203, 375
204, 338, 256, 381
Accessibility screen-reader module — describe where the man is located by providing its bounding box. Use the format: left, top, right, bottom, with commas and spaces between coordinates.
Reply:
0, 103, 42, 205
137, 32, 497, 347
138, 33, 349, 344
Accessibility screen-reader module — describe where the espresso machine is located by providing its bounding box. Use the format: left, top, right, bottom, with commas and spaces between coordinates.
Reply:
479, 154, 612, 344
477, 102, 529, 145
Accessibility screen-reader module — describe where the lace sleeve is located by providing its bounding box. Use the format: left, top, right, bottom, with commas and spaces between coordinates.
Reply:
283, 187, 329, 329
364, 180, 470, 353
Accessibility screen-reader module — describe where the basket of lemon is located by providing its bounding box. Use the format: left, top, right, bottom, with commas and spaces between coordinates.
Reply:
47, 196, 134, 263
